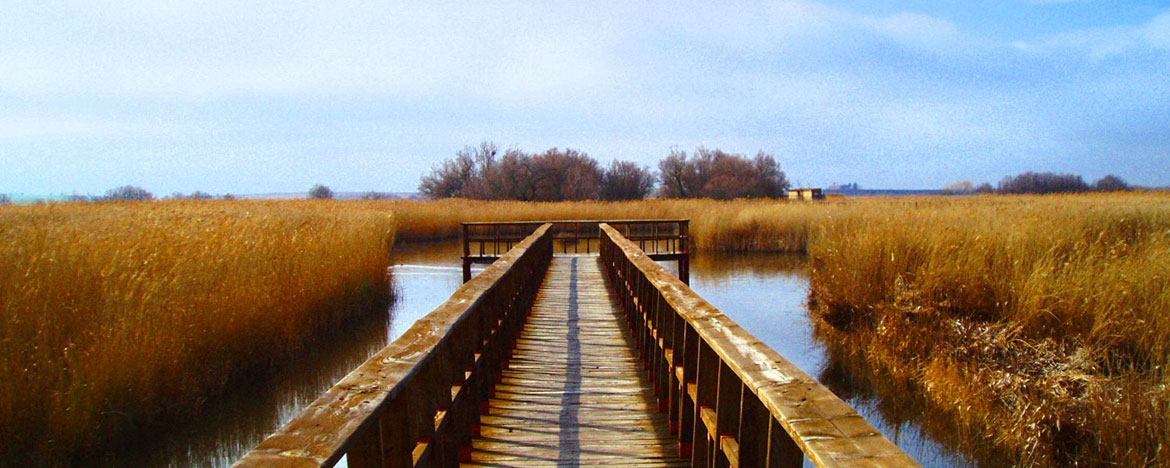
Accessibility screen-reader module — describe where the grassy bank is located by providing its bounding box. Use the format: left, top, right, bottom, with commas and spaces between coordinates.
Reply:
0, 201, 395, 463
382, 198, 826, 252
807, 194, 1170, 465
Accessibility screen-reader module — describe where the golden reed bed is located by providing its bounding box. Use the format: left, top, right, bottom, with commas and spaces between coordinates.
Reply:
1, 194, 1166, 464
0, 201, 395, 463
807, 194, 1170, 465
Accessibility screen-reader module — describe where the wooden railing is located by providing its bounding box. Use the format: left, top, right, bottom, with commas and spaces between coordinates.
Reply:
235, 224, 554, 467
462, 219, 689, 282
599, 223, 916, 467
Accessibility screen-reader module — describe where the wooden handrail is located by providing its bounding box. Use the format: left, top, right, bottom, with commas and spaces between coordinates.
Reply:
461, 218, 690, 225
462, 219, 689, 282
598, 223, 916, 467
236, 224, 555, 467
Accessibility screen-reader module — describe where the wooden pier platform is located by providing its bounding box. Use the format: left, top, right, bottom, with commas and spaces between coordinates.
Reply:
467, 256, 686, 466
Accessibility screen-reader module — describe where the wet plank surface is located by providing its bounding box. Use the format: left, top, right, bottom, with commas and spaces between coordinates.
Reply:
465, 256, 687, 467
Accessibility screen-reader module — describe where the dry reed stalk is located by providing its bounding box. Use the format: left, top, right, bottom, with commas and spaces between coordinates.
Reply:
0, 200, 395, 463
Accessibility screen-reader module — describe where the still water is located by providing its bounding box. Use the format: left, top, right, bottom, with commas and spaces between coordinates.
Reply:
111, 241, 973, 466
676, 254, 973, 468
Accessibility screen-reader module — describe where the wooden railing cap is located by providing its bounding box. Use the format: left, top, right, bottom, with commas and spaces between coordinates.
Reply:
462, 218, 689, 225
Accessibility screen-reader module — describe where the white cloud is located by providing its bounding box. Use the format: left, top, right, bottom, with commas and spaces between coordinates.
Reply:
1013, 11, 1170, 59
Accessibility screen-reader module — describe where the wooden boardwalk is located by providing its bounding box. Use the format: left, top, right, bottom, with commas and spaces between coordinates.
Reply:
466, 256, 687, 467
237, 223, 915, 468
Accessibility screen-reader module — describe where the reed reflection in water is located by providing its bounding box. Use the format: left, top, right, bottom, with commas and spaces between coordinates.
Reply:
674, 251, 974, 468
101, 241, 470, 467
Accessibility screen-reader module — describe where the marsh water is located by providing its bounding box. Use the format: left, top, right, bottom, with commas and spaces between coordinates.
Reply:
107, 241, 976, 467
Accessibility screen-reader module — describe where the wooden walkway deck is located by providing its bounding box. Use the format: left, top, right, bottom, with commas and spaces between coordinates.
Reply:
466, 256, 687, 467
237, 223, 915, 468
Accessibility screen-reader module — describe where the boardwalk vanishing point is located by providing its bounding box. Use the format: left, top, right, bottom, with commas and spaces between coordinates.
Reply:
237, 221, 916, 467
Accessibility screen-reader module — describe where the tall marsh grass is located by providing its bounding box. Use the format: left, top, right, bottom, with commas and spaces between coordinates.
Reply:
5, 194, 1166, 465
0, 201, 395, 463
808, 194, 1170, 465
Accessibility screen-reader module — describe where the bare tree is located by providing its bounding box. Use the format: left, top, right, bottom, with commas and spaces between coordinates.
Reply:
308, 184, 334, 199
752, 151, 789, 198
998, 172, 1088, 194
656, 147, 788, 199
1094, 174, 1130, 192
600, 161, 655, 200
532, 148, 603, 201
703, 151, 756, 199
489, 150, 539, 200
419, 152, 475, 198
657, 149, 695, 198
419, 142, 499, 199
104, 185, 154, 201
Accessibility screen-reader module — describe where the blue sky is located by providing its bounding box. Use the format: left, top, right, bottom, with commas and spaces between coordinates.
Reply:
2, 1, 1168, 196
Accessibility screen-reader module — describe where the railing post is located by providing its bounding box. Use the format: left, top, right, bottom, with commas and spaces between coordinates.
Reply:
462, 224, 472, 283
346, 421, 384, 468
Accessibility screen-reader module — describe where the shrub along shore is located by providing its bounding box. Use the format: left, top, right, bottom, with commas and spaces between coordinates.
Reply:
1, 194, 1166, 464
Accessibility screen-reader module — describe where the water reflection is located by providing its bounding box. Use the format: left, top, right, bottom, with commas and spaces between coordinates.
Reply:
680, 251, 973, 468
813, 328, 1014, 467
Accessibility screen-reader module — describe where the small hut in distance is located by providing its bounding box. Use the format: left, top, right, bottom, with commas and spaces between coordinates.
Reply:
786, 187, 825, 201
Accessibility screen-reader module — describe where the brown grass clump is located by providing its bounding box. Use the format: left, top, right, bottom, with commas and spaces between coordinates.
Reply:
0, 201, 395, 463
808, 193, 1170, 465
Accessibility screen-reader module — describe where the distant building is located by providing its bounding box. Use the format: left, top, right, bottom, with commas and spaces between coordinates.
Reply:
787, 187, 825, 201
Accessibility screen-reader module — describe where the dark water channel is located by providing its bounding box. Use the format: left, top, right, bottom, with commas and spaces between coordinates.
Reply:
111, 241, 974, 467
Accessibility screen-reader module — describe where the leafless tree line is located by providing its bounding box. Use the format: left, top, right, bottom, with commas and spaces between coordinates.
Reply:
419, 143, 789, 200
944, 172, 1131, 195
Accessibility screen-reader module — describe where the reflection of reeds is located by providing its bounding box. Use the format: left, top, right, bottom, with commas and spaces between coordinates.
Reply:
808, 193, 1170, 465
0, 201, 395, 464
814, 319, 1017, 467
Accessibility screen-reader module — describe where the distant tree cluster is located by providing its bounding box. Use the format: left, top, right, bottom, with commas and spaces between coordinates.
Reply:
419, 143, 657, 201
169, 191, 214, 200
657, 148, 788, 199
0, 194, 11, 205
308, 184, 334, 199
361, 191, 393, 200
945, 172, 1133, 195
103, 185, 154, 201
1093, 174, 1130, 192
419, 143, 788, 201
998, 172, 1090, 194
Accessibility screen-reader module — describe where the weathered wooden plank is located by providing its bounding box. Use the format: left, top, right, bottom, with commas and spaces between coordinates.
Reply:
467, 257, 685, 466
